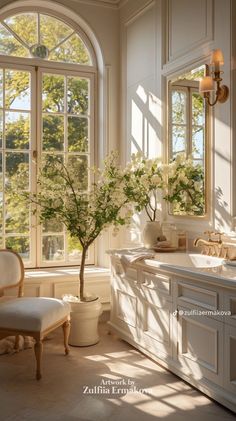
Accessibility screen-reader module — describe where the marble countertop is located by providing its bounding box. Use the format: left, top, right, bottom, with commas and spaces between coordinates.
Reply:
108, 248, 236, 288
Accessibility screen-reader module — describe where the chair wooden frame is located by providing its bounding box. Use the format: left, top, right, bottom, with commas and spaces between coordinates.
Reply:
0, 249, 70, 380
0, 249, 24, 298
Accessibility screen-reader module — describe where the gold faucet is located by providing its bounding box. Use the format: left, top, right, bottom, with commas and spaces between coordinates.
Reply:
194, 231, 225, 257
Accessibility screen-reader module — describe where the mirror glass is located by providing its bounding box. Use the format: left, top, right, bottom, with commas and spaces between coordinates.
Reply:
168, 66, 207, 216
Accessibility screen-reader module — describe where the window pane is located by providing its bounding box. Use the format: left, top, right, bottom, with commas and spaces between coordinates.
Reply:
0, 193, 2, 233
5, 194, 29, 234
5, 70, 30, 110
42, 115, 64, 151
0, 154, 2, 231
50, 33, 92, 65
68, 155, 88, 190
42, 74, 64, 113
67, 77, 89, 115
40, 14, 73, 51
6, 236, 30, 261
0, 24, 28, 57
5, 153, 29, 190
172, 90, 186, 124
43, 219, 63, 233
0, 111, 2, 148
4, 13, 38, 46
0, 69, 3, 107
192, 92, 205, 125
193, 159, 204, 167
68, 117, 88, 152
5, 112, 30, 149
172, 126, 186, 156
193, 127, 204, 159
42, 235, 64, 261
68, 234, 82, 261
0, 153, 2, 187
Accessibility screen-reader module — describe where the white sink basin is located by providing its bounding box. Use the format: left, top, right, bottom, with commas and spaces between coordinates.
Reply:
154, 253, 223, 268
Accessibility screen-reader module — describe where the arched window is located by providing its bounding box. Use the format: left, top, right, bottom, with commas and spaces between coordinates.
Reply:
0, 12, 93, 64
0, 11, 96, 267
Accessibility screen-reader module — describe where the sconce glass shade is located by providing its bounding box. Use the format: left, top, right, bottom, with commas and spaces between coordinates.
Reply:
200, 49, 229, 106
211, 49, 224, 65
199, 76, 214, 93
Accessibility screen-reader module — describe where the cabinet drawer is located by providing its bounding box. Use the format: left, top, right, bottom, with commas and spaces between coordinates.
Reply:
141, 271, 171, 296
177, 281, 218, 311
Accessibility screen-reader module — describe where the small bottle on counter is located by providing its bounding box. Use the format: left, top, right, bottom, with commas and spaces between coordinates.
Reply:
162, 223, 178, 247
176, 230, 188, 251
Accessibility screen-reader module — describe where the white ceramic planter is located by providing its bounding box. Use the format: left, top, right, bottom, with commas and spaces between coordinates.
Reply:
68, 297, 102, 346
142, 221, 163, 248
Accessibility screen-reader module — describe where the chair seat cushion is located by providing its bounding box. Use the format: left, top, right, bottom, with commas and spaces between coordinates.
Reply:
0, 297, 71, 332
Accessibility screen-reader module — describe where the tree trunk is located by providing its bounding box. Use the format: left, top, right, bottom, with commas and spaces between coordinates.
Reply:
79, 246, 87, 301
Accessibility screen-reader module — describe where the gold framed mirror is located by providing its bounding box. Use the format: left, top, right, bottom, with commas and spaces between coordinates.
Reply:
168, 65, 209, 216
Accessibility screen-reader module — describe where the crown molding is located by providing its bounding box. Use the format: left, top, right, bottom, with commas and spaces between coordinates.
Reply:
70, 0, 120, 9
70, 0, 128, 9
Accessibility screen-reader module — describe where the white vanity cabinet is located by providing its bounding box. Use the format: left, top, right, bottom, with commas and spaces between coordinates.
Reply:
138, 271, 173, 361
109, 255, 236, 413
110, 257, 174, 363
110, 257, 141, 344
176, 303, 224, 386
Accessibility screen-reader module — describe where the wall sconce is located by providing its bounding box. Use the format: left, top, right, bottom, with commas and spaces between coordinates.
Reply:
199, 49, 229, 106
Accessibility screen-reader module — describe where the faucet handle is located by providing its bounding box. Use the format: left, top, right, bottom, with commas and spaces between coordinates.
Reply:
214, 231, 224, 243
204, 230, 214, 241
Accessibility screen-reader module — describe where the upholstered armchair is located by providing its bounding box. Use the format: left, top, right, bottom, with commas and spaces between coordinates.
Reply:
0, 249, 71, 380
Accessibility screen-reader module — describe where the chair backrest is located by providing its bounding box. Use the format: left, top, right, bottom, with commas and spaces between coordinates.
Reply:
0, 250, 24, 297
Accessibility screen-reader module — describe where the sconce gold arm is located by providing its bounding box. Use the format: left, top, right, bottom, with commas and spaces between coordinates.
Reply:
204, 80, 229, 106
203, 65, 229, 107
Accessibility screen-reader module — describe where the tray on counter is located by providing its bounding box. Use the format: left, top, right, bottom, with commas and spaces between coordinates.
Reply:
152, 246, 177, 252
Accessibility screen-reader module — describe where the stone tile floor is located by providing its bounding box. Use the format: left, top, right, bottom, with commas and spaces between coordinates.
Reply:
0, 323, 235, 421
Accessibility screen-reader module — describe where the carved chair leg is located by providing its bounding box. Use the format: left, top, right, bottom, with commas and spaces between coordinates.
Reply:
62, 320, 70, 355
34, 340, 43, 380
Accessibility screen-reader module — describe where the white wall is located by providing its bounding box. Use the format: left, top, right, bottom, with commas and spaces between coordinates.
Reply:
119, 0, 164, 245
120, 0, 235, 246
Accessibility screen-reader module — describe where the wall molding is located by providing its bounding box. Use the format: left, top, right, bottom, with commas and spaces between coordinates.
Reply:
167, 0, 214, 64
124, 0, 155, 26
71, 0, 127, 9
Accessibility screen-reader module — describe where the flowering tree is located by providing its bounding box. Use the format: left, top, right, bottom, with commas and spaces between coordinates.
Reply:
123, 152, 204, 219
123, 153, 166, 221
166, 153, 204, 215
24, 151, 204, 302
30, 153, 133, 301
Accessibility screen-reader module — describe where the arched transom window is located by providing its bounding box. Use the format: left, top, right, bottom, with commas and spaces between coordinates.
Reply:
0, 12, 93, 64
0, 11, 96, 267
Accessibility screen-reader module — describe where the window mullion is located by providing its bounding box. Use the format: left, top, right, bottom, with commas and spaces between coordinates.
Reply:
187, 88, 192, 156
29, 66, 38, 268
35, 67, 42, 268
64, 74, 68, 262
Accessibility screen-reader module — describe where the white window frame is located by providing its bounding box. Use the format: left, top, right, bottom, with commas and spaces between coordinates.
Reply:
169, 81, 206, 166
37, 66, 95, 268
0, 10, 98, 269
